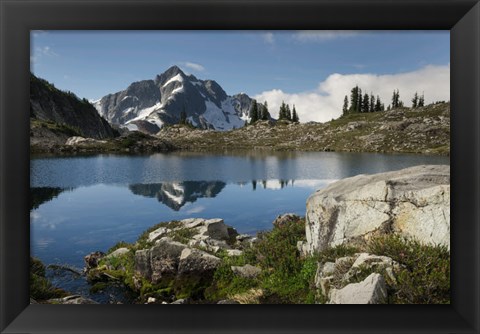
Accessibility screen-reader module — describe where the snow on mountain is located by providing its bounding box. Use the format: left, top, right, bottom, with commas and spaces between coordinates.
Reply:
94, 65, 264, 133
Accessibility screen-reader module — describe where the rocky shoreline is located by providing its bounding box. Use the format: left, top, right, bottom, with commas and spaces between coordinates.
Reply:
30, 165, 450, 304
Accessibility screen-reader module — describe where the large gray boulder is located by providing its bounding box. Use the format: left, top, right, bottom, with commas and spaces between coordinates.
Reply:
305, 165, 450, 253
135, 237, 188, 283
177, 248, 221, 276
328, 273, 388, 304
231, 264, 262, 279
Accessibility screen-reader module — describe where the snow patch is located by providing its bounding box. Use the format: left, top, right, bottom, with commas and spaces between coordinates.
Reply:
162, 74, 184, 88
171, 86, 184, 95
187, 116, 198, 127
126, 123, 139, 131
126, 102, 163, 123
201, 99, 245, 131
163, 189, 184, 205
171, 182, 185, 193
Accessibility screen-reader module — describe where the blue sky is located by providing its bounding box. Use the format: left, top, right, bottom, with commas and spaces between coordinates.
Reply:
31, 30, 450, 122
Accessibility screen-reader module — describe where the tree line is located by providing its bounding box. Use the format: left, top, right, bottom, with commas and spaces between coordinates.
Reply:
343, 86, 426, 116
249, 100, 299, 125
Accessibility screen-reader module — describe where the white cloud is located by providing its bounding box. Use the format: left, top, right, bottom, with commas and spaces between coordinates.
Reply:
36, 46, 58, 57
255, 64, 450, 123
182, 62, 205, 72
293, 30, 361, 42
262, 32, 275, 44
185, 205, 206, 214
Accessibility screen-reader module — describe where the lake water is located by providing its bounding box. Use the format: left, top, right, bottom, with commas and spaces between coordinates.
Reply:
30, 151, 449, 302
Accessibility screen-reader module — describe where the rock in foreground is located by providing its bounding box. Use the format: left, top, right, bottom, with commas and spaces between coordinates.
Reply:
304, 165, 450, 254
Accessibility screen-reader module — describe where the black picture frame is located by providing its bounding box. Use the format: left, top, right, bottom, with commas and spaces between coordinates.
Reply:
1, 0, 479, 333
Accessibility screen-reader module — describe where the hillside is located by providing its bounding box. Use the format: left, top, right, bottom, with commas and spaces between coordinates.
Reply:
155, 102, 450, 155
30, 74, 117, 148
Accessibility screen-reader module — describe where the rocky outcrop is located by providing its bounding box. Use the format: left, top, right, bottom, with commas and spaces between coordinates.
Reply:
272, 213, 301, 228
314, 252, 398, 299
328, 273, 388, 304
231, 264, 262, 279
84, 251, 105, 270
304, 165, 450, 254
134, 218, 243, 287
65, 136, 107, 146
47, 295, 99, 304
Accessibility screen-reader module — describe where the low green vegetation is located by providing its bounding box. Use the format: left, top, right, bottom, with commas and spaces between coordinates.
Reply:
84, 217, 450, 304
367, 235, 450, 304
31, 118, 82, 137
30, 257, 67, 301
205, 217, 317, 304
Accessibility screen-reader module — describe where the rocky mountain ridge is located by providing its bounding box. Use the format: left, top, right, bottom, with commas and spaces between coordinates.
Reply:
94, 66, 264, 132
30, 74, 116, 140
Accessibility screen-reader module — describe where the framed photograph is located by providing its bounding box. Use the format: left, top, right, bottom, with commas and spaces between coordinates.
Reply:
1, 0, 479, 333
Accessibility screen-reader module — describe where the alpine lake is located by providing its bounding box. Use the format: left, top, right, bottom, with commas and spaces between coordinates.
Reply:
30, 150, 449, 303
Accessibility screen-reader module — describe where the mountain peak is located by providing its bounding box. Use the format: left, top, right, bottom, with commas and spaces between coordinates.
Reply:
96, 67, 260, 132
163, 65, 185, 77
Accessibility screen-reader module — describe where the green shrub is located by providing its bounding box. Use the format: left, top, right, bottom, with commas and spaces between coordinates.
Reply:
205, 254, 257, 300
107, 241, 132, 254
316, 244, 360, 263
368, 235, 450, 304
30, 257, 67, 301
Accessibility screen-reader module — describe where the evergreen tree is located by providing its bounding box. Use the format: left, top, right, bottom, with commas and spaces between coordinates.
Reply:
261, 101, 270, 120
391, 89, 402, 109
292, 105, 299, 122
412, 92, 419, 108
250, 100, 259, 124
285, 104, 292, 121
362, 93, 369, 113
342, 95, 349, 115
357, 88, 363, 113
375, 95, 382, 111
370, 94, 375, 112
278, 101, 287, 120
418, 93, 425, 107
387, 104, 391, 111
349, 86, 359, 113
391, 90, 397, 108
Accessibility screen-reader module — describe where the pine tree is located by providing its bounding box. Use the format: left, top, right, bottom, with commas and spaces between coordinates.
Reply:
392, 89, 402, 108
278, 101, 286, 120
387, 104, 391, 111
357, 88, 363, 113
362, 93, 369, 113
261, 101, 269, 120
292, 105, 299, 122
350, 86, 359, 113
391, 90, 397, 109
370, 94, 375, 112
418, 93, 425, 107
250, 100, 258, 124
375, 95, 382, 112
412, 92, 419, 108
285, 104, 292, 121
342, 95, 349, 115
